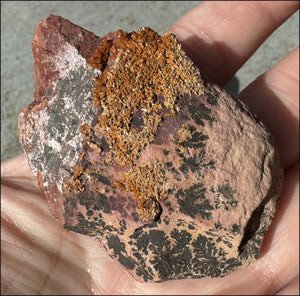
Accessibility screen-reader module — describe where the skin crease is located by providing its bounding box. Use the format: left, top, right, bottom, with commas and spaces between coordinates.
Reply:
1, 1, 299, 295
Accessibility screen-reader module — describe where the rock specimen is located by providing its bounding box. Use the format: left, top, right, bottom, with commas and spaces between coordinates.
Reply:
18, 15, 283, 282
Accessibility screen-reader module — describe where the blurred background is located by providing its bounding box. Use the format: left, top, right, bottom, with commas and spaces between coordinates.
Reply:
1, 1, 299, 162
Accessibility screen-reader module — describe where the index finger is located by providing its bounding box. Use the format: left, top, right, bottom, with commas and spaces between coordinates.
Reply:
169, 1, 299, 86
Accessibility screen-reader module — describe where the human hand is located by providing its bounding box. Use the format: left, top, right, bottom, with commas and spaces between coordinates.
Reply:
1, 1, 299, 295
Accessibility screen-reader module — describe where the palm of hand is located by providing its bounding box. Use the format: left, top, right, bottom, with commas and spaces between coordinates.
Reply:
1, 2, 299, 295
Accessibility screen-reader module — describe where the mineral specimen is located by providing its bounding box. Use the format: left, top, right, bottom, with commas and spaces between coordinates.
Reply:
18, 15, 283, 282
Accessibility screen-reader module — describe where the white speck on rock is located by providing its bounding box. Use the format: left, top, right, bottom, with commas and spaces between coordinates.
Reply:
54, 43, 86, 79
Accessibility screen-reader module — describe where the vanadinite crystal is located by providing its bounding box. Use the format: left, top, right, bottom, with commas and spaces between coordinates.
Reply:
18, 15, 283, 282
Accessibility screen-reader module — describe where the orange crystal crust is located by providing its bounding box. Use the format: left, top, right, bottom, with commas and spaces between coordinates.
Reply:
90, 27, 204, 167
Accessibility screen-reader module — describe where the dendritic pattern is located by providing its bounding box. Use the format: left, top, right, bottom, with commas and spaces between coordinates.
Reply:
210, 181, 238, 210
175, 184, 214, 219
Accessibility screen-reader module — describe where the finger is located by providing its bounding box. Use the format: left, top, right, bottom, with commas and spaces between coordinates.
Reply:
238, 47, 299, 169
1, 153, 34, 180
1, 153, 44, 200
169, 1, 299, 86
275, 276, 299, 295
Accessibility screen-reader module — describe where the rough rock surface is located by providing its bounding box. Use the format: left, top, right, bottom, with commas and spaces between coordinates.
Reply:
18, 15, 283, 282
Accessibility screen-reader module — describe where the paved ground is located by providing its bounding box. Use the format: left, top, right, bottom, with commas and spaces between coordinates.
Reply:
1, 1, 299, 162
